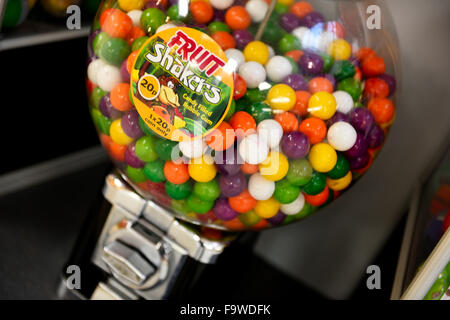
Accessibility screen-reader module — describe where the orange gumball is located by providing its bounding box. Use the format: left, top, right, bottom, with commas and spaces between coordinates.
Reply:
304, 186, 329, 206
212, 31, 236, 51
126, 26, 145, 45
126, 51, 139, 74
241, 162, 259, 174
252, 219, 269, 230
290, 1, 314, 19
110, 83, 132, 111
354, 66, 362, 81
356, 47, 377, 63
298, 117, 327, 144
229, 111, 256, 137
362, 56, 386, 77
308, 77, 334, 94
364, 78, 389, 99
274, 112, 299, 133
285, 50, 304, 62
206, 121, 236, 151
222, 217, 246, 231
225, 6, 251, 30
228, 189, 257, 213
367, 98, 395, 124
99, 133, 112, 149
164, 161, 190, 184
190, 1, 214, 24
292, 90, 311, 116
109, 141, 127, 162
101, 8, 133, 39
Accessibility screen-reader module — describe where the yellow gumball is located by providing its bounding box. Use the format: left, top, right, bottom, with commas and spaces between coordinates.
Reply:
188, 155, 217, 182
118, 0, 144, 12
254, 198, 280, 218
259, 152, 289, 181
267, 84, 296, 111
308, 91, 337, 120
308, 143, 337, 173
277, 0, 294, 5
327, 171, 352, 191
327, 39, 352, 61
244, 41, 269, 65
110, 119, 134, 145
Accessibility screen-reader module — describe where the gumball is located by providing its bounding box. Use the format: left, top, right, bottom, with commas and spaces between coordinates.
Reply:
327, 39, 351, 61
225, 6, 251, 30
124, 142, 144, 168
131, 36, 148, 52
121, 110, 143, 139
232, 30, 254, 50
230, 111, 256, 137
97, 64, 122, 92
327, 171, 352, 191
299, 117, 327, 144
348, 107, 374, 134
362, 55, 385, 77
291, 90, 311, 116
378, 74, 397, 96
179, 138, 207, 159
212, 31, 236, 51
281, 131, 310, 159
140, 8, 166, 33
257, 119, 283, 149
259, 152, 289, 181
368, 125, 385, 149
87, 59, 107, 85
118, 0, 144, 11
298, 51, 323, 76
110, 119, 133, 145
93, 32, 111, 56
278, 34, 302, 54
244, 41, 270, 65
233, 73, 247, 99
164, 161, 189, 184
309, 143, 337, 172
193, 179, 221, 202
330, 60, 355, 81
267, 84, 296, 111
110, 83, 132, 111
89, 86, 107, 109
120, 60, 131, 83
282, 74, 308, 91
206, 122, 235, 151
241, 162, 259, 175
228, 189, 257, 213
337, 78, 363, 102
367, 98, 395, 124
100, 95, 122, 119
300, 11, 324, 28
327, 122, 357, 151
364, 77, 389, 99
327, 152, 350, 179
245, 0, 268, 23
308, 77, 333, 94
239, 134, 269, 165
274, 112, 299, 133
238, 210, 261, 227
280, 193, 305, 215
308, 91, 337, 120
109, 141, 127, 162
126, 166, 147, 183
349, 151, 370, 170
274, 179, 301, 204
92, 108, 112, 135
144, 160, 165, 182
326, 111, 348, 127
332, 90, 354, 114
344, 133, 368, 159
215, 147, 242, 175
135, 136, 158, 162
292, 26, 309, 44
238, 61, 266, 88
304, 186, 329, 206
302, 171, 326, 195
187, 194, 214, 214
254, 198, 280, 219
225, 48, 245, 70
155, 138, 179, 161
219, 172, 247, 197
209, 21, 231, 34
286, 158, 313, 186
102, 8, 133, 39
290, 1, 313, 19
266, 56, 293, 82
127, 9, 143, 27
190, 1, 213, 24
188, 156, 217, 182
280, 13, 301, 32
213, 198, 238, 221
245, 102, 273, 123
248, 172, 275, 200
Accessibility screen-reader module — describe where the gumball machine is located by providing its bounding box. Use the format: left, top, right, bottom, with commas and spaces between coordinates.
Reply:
62, 0, 400, 300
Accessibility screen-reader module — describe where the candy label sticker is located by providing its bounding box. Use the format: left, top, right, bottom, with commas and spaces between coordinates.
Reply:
131, 27, 234, 141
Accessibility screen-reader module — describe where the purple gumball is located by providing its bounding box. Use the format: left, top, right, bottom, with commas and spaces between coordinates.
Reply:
349, 152, 370, 170
300, 12, 325, 28
368, 125, 385, 149
299, 51, 323, 76
219, 172, 247, 197
125, 143, 145, 168
233, 30, 254, 50
349, 107, 374, 135
326, 111, 348, 127
280, 13, 301, 32
213, 198, 238, 221
121, 110, 144, 139
214, 147, 242, 176
378, 74, 396, 96
267, 212, 286, 225
120, 60, 130, 83
281, 132, 310, 159
344, 133, 368, 159
100, 94, 122, 119
282, 74, 308, 91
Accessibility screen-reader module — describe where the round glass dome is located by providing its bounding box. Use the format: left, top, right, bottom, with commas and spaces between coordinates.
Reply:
86, 0, 399, 231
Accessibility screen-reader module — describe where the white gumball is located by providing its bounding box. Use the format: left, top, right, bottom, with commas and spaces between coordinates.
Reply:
87, 59, 107, 85
265, 56, 292, 82
267, 45, 275, 58
179, 139, 207, 158
127, 10, 142, 27
301, 29, 321, 50
97, 64, 122, 92
239, 134, 269, 165
156, 23, 177, 33
257, 119, 283, 149
292, 26, 310, 43
248, 173, 275, 200
333, 90, 354, 114
238, 61, 266, 88
280, 194, 305, 215
318, 31, 337, 52
327, 122, 357, 151
225, 48, 245, 70
245, 0, 268, 23
210, 0, 234, 10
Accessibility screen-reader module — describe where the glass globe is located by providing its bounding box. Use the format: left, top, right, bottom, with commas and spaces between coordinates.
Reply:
86, 0, 399, 231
